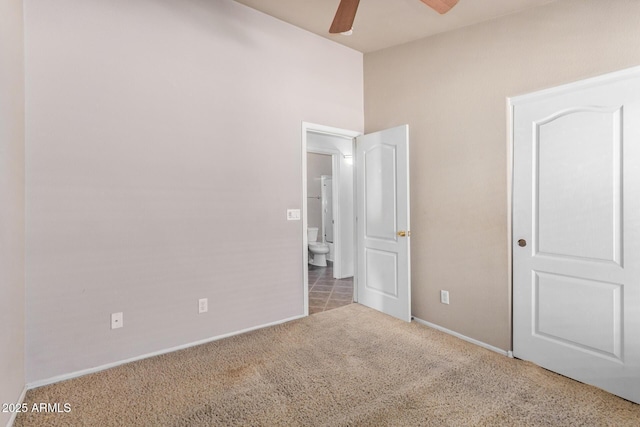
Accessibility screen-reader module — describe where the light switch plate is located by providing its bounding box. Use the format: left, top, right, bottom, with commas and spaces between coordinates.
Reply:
440, 290, 450, 305
198, 298, 208, 314
111, 312, 123, 329
287, 209, 301, 221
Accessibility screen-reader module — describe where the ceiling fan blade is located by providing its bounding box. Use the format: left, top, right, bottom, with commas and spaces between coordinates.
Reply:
420, 0, 459, 14
329, 0, 360, 34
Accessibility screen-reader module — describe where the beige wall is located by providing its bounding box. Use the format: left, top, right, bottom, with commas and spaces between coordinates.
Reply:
24, 0, 363, 384
364, 0, 640, 350
306, 153, 332, 236
0, 0, 26, 423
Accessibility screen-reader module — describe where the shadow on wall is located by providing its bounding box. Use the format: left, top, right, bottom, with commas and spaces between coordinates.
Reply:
154, 0, 258, 46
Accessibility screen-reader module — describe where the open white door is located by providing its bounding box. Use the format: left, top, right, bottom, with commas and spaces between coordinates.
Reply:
512, 68, 640, 403
356, 125, 411, 322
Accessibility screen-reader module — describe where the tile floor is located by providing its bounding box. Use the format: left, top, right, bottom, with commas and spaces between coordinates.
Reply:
308, 263, 354, 315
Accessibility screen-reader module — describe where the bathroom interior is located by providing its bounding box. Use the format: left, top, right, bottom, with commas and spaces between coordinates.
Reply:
306, 131, 355, 314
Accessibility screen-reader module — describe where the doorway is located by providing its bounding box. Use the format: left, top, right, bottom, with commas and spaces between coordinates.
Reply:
302, 123, 359, 316
302, 122, 412, 321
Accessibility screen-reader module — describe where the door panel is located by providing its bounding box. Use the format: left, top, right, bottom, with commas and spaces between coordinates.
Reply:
365, 145, 397, 240
364, 248, 398, 297
356, 125, 410, 322
534, 272, 622, 360
512, 68, 640, 404
535, 108, 622, 263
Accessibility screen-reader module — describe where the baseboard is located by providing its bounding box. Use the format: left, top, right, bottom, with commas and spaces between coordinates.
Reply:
412, 317, 512, 357
6, 386, 27, 427
26, 314, 305, 390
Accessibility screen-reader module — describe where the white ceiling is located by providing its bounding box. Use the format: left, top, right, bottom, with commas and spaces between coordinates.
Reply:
234, 0, 559, 53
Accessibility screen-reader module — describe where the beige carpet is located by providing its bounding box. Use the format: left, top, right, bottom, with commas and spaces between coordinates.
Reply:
15, 304, 640, 426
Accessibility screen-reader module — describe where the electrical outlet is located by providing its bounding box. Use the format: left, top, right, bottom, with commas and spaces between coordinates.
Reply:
111, 312, 123, 329
440, 290, 450, 305
198, 298, 208, 314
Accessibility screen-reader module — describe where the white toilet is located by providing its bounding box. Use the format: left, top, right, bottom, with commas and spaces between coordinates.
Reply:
307, 227, 330, 267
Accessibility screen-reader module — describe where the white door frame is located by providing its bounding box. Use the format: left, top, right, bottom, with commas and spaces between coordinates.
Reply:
302, 122, 360, 316
320, 174, 333, 247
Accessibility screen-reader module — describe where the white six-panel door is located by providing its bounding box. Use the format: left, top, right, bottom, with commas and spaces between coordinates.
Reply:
356, 125, 411, 322
512, 68, 640, 403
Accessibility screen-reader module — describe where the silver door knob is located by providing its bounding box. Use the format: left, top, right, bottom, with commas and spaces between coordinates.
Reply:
518, 239, 527, 247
